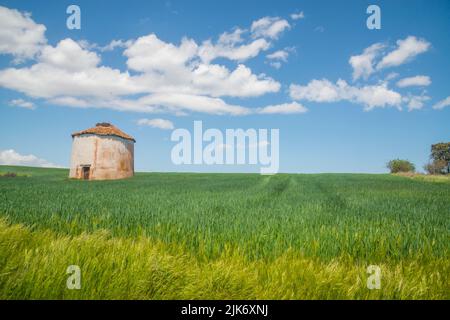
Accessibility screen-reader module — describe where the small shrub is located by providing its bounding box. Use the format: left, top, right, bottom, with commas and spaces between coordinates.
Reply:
386, 159, 415, 173
424, 160, 448, 175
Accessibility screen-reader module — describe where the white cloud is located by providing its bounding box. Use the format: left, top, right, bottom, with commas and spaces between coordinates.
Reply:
432, 96, 450, 110
396, 75, 431, 88
124, 18, 288, 68
0, 47, 140, 99
0, 149, 61, 168
196, 17, 291, 64
289, 79, 403, 111
125, 34, 198, 73
350, 37, 431, 80
299, 36, 433, 111
197, 17, 292, 64
251, 17, 290, 39
76, 39, 99, 51
137, 93, 251, 115
349, 43, 385, 80
190, 63, 280, 97
78, 39, 133, 52
124, 34, 280, 98
0, 10, 291, 117
137, 118, 174, 130
384, 72, 399, 81
47, 93, 252, 116
9, 98, 35, 110
403, 94, 430, 111
40, 39, 100, 72
377, 36, 430, 70
258, 102, 307, 114
290, 12, 305, 20
269, 61, 282, 69
47, 94, 311, 116
0, 6, 46, 62
99, 39, 132, 52
199, 38, 270, 63
267, 50, 289, 62
0, 36, 279, 114
217, 28, 245, 45
290, 79, 341, 102
266, 48, 294, 69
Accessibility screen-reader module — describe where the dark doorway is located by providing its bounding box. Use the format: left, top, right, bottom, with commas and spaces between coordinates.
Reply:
82, 166, 90, 180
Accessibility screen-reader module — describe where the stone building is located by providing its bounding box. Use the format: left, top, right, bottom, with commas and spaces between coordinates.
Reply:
69, 123, 135, 180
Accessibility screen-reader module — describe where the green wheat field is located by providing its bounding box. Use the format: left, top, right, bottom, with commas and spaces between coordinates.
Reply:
0, 165, 449, 299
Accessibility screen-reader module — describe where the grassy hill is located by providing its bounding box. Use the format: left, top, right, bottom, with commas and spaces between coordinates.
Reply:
0, 165, 448, 299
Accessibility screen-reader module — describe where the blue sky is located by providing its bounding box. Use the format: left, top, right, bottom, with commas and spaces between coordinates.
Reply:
0, 0, 449, 173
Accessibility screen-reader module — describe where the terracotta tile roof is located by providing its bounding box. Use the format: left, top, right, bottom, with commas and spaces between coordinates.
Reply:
72, 123, 136, 142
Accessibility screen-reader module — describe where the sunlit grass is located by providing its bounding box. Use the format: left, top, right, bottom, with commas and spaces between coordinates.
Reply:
0, 220, 448, 299
394, 172, 450, 183
0, 165, 449, 299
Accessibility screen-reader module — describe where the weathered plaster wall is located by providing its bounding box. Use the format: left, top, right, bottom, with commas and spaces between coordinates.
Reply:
69, 134, 134, 180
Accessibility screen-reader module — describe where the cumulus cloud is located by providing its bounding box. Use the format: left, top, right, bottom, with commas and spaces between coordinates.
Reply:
0, 149, 62, 168
48, 93, 252, 116
197, 16, 291, 64
290, 79, 340, 102
218, 28, 245, 45
384, 72, 399, 81
290, 12, 305, 20
289, 79, 403, 111
198, 38, 270, 63
0, 42, 140, 100
0, 33, 279, 115
258, 102, 307, 114
0, 6, 46, 62
377, 36, 430, 70
403, 94, 430, 111
124, 34, 280, 98
349, 43, 385, 80
349, 37, 431, 81
40, 38, 101, 72
197, 27, 273, 63
268, 62, 281, 69
137, 118, 174, 130
432, 96, 450, 110
9, 98, 35, 110
396, 75, 431, 88
136, 93, 251, 115
99, 39, 132, 52
267, 50, 289, 62
251, 16, 290, 39
0, 7, 292, 116
293, 36, 434, 111
266, 48, 294, 69
125, 34, 198, 73
52, 94, 310, 116
77, 39, 133, 52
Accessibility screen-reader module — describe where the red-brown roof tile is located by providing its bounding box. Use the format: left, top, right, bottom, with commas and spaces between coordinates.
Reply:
72, 123, 135, 142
